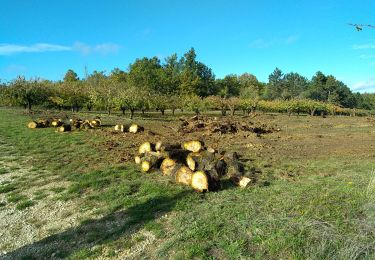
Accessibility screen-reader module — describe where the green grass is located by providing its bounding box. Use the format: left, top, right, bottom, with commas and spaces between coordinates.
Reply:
7, 192, 28, 203
16, 200, 35, 210
0, 167, 9, 175
0, 108, 374, 259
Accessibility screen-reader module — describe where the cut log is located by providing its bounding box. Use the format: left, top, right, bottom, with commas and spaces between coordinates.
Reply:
183, 140, 203, 153
191, 171, 221, 192
134, 155, 141, 164
186, 152, 203, 171
206, 147, 216, 154
129, 124, 144, 133
80, 120, 93, 129
51, 119, 63, 127
27, 121, 38, 129
36, 119, 50, 127
114, 124, 125, 132
191, 171, 209, 192
238, 177, 251, 188
88, 117, 101, 128
155, 141, 163, 151
70, 119, 83, 128
57, 124, 72, 132
160, 158, 178, 176
186, 154, 196, 171
175, 166, 193, 186
89, 119, 101, 128
139, 142, 153, 154
140, 153, 163, 172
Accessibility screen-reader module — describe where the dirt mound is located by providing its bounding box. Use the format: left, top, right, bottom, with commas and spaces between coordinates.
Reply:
178, 116, 278, 135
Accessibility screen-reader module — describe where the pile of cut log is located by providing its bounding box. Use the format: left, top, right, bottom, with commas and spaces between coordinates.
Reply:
114, 124, 144, 134
135, 140, 252, 192
27, 117, 102, 132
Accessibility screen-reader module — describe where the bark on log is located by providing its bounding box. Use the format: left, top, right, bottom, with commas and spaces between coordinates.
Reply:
140, 153, 163, 172
57, 125, 72, 132
51, 119, 63, 127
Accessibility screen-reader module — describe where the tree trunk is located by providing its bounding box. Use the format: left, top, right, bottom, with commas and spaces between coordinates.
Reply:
130, 109, 135, 119
161, 109, 165, 116
108, 108, 111, 115
142, 109, 145, 115
121, 108, 126, 115
27, 102, 32, 113
221, 108, 227, 116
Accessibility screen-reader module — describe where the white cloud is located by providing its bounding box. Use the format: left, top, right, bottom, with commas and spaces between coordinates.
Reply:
352, 79, 375, 92
0, 43, 71, 55
353, 44, 375, 50
0, 42, 120, 56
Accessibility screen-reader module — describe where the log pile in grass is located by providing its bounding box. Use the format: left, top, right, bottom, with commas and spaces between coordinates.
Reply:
27, 116, 102, 132
134, 140, 252, 192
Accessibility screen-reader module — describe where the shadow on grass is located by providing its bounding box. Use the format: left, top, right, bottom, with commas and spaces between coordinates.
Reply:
4, 191, 190, 259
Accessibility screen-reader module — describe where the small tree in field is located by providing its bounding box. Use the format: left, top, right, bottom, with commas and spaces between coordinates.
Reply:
169, 95, 182, 115
226, 97, 240, 116
205, 95, 228, 116
151, 93, 169, 115
183, 95, 206, 116
117, 85, 146, 119
8, 77, 49, 112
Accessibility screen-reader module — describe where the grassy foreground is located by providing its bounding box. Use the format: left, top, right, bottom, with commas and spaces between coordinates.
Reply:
0, 108, 374, 259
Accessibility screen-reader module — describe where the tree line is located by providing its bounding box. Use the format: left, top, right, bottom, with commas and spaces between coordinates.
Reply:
0, 48, 374, 117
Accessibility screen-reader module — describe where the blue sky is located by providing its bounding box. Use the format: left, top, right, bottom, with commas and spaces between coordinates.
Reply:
1, 0, 375, 92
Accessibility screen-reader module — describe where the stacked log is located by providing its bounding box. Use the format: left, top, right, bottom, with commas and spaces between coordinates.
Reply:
134, 140, 251, 192
27, 119, 50, 129
57, 124, 72, 132
114, 124, 144, 133
51, 119, 63, 127
27, 117, 102, 132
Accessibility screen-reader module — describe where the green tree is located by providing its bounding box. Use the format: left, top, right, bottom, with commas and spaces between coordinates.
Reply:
8, 77, 50, 112
109, 68, 127, 83
128, 57, 164, 93
63, 69, 79, 82
216, 74, 240, 98
264, 68, 284, 100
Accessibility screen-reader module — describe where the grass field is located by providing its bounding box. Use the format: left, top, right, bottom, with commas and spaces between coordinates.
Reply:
0, 108, 374, 259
